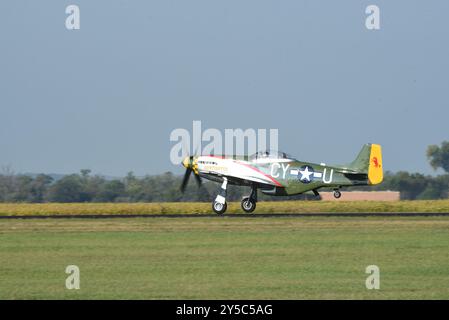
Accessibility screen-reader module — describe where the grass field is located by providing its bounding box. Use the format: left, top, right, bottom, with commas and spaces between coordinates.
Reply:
1, 200, 449, 216
1, 216, 449, 299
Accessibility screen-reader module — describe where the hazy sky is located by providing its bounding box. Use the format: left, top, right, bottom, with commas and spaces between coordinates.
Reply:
1, 1, 448, 176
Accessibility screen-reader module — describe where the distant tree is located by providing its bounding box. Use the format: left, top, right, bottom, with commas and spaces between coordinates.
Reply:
80, 169, 91, 178
125, 171, 136, 183
84, 175, 106, 201
422, 174, 449, 199
417, 184, 443, 200
124, 171, 142, 201
95, 180, 125, 202
427, 141, 449, 173
387, 171, 429, 200
46, 174, 88, 202
29, 174, 54, 202
0, 165, 15, 201
14, 175, 34, 201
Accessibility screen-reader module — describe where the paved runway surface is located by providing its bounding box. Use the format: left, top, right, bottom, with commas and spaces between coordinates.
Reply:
1, 212, 449, 219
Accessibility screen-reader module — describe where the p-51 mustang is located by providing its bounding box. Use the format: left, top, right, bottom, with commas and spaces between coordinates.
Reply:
181, 143, 383, 214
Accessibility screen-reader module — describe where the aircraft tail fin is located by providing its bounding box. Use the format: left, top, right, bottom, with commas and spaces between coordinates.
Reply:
347, 143, 383, 185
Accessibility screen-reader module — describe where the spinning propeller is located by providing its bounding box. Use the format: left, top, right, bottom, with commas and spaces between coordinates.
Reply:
180, 155, 202, 192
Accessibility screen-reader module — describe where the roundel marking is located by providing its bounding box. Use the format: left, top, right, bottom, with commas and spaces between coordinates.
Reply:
298, 165, 314, 184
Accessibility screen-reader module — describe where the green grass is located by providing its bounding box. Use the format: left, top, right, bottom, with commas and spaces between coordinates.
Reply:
1, 200, 449, 216
1, 217, 449, 299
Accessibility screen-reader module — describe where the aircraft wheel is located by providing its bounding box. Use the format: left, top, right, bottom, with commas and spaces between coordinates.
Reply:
212, 201, 227, 215
241, 196, 256, 213
333, 190, 342, 199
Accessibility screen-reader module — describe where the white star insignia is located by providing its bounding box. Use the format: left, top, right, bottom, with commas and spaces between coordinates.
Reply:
299, 166, 313, 182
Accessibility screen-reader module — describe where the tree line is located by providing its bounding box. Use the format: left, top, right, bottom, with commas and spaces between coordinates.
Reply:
1, 142, 448, 203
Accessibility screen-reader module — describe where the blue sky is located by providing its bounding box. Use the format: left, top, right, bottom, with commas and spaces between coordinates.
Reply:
1, 1, 448, 176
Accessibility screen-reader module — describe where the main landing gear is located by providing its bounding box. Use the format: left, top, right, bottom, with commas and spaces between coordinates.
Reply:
212, 180, 258, 215
212, 178, 228, 215
241, 185, 257, 213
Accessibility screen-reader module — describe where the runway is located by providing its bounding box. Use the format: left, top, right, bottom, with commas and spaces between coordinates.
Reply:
1, 212, 449, 219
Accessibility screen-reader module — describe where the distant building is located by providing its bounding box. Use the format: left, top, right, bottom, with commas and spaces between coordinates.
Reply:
320, 191, 400, 201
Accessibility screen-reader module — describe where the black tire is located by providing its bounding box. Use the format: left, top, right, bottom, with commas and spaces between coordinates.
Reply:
333, 190, 342, 199
212, 201, 227, 215
241, 196, 256, 213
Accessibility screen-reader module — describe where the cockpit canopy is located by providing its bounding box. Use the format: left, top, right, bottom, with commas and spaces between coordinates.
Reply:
249, 150, 294, 161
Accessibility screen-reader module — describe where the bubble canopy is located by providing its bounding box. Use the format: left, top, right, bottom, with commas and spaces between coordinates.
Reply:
249, 150, 295, 161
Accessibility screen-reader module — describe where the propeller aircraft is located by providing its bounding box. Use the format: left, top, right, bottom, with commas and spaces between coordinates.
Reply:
181, 143, 383, 214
